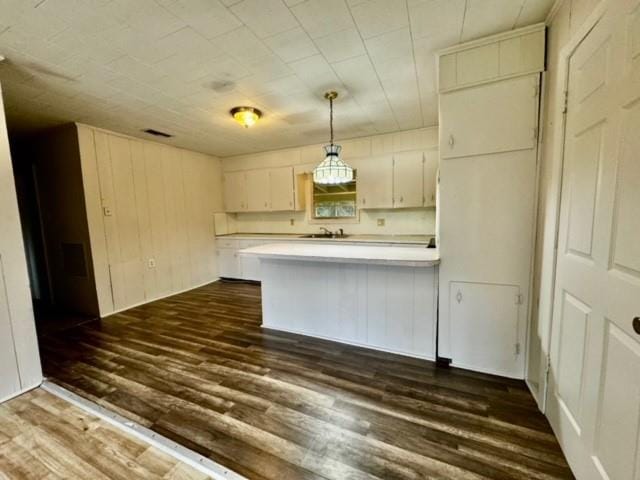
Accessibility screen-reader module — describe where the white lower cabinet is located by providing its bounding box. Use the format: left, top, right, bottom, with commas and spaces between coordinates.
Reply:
217, 248, 240, 279
450, 282, 522, 378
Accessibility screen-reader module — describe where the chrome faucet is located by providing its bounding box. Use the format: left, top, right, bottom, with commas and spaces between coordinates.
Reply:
319, 227, 333, 236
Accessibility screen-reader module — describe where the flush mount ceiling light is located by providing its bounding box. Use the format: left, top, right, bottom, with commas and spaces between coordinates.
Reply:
230, 106, 261, 128
313, 91, 353, 185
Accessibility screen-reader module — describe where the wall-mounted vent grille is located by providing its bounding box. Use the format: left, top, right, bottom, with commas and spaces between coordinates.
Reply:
142, 128, 173, 138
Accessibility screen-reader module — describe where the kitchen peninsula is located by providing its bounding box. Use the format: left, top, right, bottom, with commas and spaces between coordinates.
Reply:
241, 242, 439, 359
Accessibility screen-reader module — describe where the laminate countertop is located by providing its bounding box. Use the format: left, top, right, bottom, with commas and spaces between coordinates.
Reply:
216, 233, 433, 245
240, 243, 440, 267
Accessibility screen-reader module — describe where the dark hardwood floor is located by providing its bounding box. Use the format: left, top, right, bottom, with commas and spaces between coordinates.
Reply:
40, 281, 573, 480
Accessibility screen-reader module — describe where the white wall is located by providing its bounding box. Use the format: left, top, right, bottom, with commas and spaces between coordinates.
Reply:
0, 81, 41, 402
76, 124, 223, 316
220, 127, 438, 236
527, 0, 603, 403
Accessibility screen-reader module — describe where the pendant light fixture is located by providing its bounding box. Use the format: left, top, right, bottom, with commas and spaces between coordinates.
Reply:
313, 91, 353, 185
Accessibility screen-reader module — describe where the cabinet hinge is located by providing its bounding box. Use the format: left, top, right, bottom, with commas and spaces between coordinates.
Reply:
515, 343, 521, 355
515, 294, 524, 305
532, 127, 539, 141
562, 90, 569, 114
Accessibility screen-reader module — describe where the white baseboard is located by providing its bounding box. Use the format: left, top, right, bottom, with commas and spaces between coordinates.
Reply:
41, 380, 245, 480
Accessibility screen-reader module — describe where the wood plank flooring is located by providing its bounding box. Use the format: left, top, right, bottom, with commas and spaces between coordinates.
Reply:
0, 388, 208, 480
39, 281, 574, 480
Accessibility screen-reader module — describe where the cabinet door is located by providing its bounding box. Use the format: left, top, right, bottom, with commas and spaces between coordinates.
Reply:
393, 151, 423, 208
440, 74, 539, 159
223, 171, 247, 212
450, 282, 522, 378
423, 149, 439, 207
352, 155, 393, 209
246, 169, 270, 212
217, 248, 240, 278
270, 167, 294, 211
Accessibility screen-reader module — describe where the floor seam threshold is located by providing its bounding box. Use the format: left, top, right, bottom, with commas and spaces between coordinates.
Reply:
41, 379, 246, 480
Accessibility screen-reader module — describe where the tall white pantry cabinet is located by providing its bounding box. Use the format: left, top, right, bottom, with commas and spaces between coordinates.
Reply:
437, 24, 545, 378
0, 81, 42, 402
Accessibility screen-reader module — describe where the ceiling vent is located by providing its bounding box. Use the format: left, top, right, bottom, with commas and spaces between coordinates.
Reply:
143, 128, 173, 138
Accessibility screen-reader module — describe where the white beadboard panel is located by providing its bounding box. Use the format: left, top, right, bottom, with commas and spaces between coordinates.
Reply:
80, 125, 222, 316
261, 258, 436, 359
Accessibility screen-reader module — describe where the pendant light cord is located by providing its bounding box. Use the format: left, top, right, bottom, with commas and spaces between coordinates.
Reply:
329, 95, 334, 146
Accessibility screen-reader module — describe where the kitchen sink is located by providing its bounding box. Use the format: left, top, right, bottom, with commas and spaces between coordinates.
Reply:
300, 233, 350, 239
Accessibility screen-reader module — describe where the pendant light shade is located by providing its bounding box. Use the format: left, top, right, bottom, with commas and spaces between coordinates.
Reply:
313, 91, 353, 185
313, 144, 353, 185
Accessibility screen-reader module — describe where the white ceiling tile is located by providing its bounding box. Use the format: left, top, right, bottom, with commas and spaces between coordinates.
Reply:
290, 0, 355, 39
461, 0, 526, 42
230, 0, 299, 38
408, 0, 466, 46
350, 0, 408, 39
316, 28, 366, 63
287, 54, 345, 94
160, 0, 242, 39
210, 26, 273, 62
263, 27, 319, 63
516, 0, 555, 27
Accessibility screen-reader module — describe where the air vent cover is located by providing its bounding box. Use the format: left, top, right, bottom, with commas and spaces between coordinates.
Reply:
143, 128, 173, 138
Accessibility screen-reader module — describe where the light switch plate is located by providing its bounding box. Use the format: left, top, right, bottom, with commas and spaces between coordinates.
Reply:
377, 218, 385, 226
147, 258, 156, 268
103, 206, 113, 216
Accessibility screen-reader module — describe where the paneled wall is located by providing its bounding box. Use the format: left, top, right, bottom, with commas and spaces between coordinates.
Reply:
76, 124, 223, 315
0, 81, 41, 402
527, 0, 603, 404
221, 127, 438, 235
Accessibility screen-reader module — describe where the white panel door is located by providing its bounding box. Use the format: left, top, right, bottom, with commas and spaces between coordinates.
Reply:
547, 4, 640, 479
351, 155, 393, 209
269, 167, 294, 211
223, 171, 247, 212
393, 151, 423, 208
450, 282, 521, 378
440, 74, 539, 159
245, 169, 270, 212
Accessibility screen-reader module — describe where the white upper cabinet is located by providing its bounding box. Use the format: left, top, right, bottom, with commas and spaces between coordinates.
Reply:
246, 169, 270, 212
223, 171, 247, 212
351, 155, 393, 209
224, 167, 295, 213
440, 74, 539, 159
393, 151, 424, 208
423, 149, 438, 208
269, 166, 295, 211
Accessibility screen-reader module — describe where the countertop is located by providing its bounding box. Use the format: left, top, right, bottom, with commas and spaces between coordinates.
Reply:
216, 233, 433, 245
240, 243, 440, 267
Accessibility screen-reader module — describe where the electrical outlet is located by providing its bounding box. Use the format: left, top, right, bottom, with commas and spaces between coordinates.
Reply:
147, 258, 156, 268
377, 218, 385, 227
290, 218, 295, 226
103, 206, 113, 216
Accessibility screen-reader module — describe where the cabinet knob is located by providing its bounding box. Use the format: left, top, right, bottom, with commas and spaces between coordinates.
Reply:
448, 134, 455, 148
400, 196, 403, 203
362, 198, 366, 205
633, 317, 640, 335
